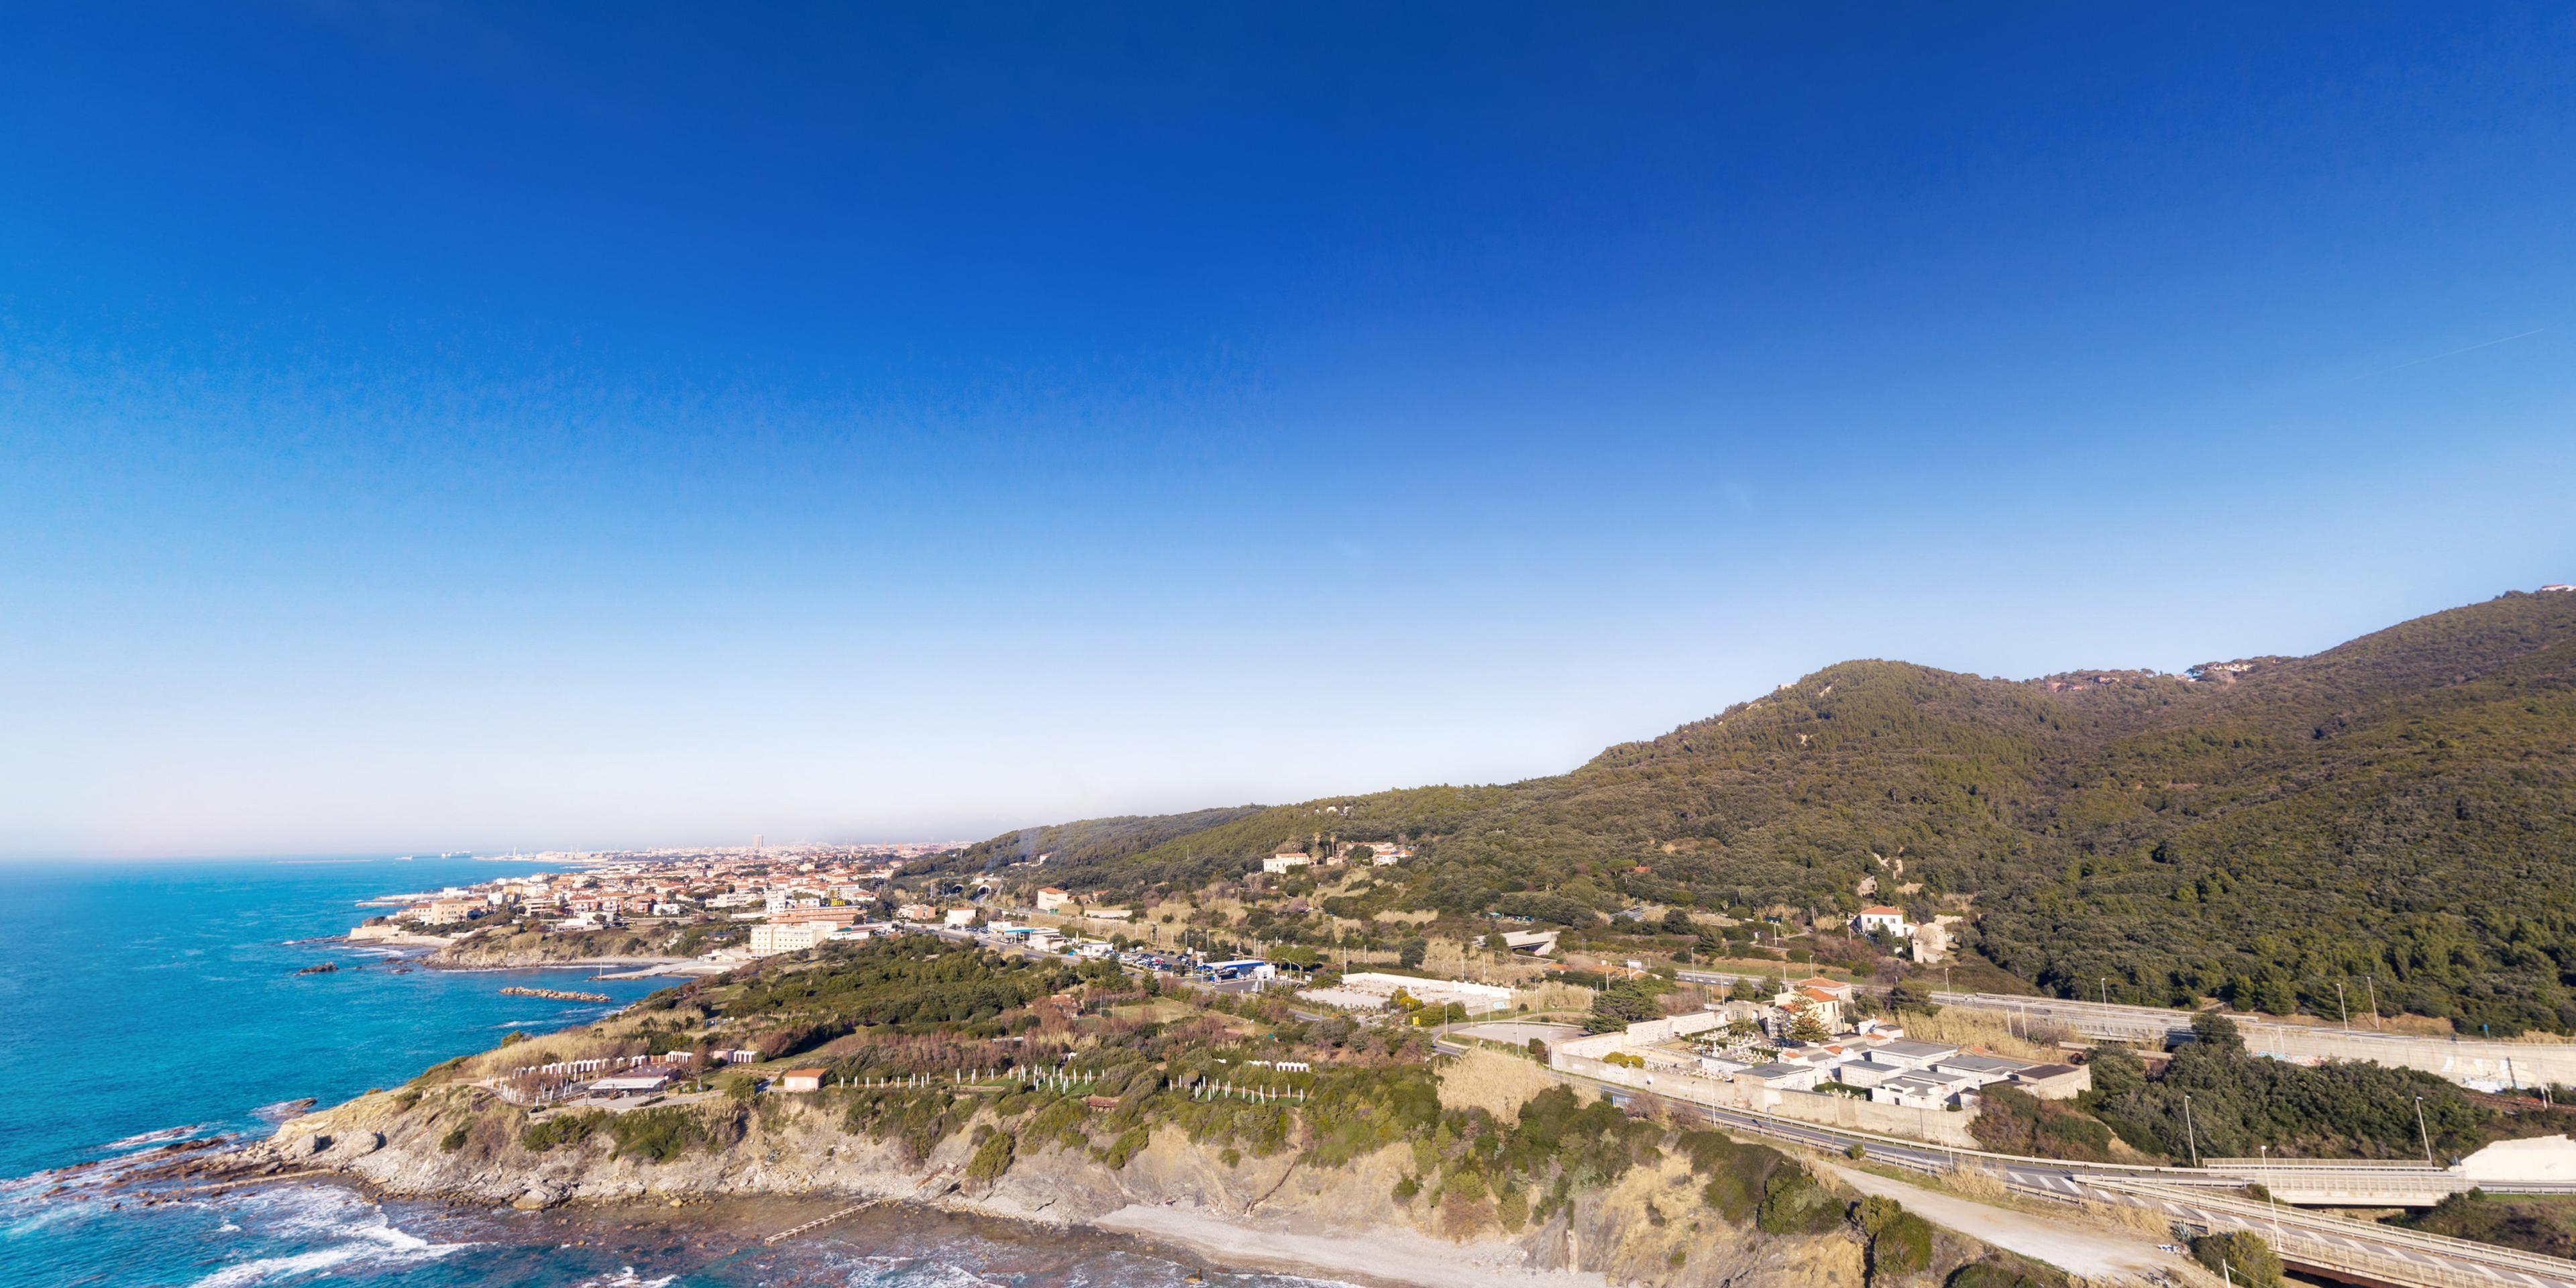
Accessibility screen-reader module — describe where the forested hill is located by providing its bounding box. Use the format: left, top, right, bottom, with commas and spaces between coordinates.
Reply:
932, 590, 2576, 1034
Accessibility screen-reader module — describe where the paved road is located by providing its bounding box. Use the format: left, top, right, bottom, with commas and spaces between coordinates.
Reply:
1450, 1041, 2576, 1288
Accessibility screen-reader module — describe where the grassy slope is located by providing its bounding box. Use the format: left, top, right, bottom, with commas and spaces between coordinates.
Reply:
949, 592, 2576, 1032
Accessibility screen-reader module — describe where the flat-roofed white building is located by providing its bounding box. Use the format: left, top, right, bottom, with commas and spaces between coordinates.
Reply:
749, 920, 833, 956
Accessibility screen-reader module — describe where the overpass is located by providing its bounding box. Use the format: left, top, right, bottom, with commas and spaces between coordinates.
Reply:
1438, 1033, 2576, 1288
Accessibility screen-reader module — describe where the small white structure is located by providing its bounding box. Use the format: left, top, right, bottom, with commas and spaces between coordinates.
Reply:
944, 908, 978, 928
1035, 888, 1075, 912
1856, 906, 1911, 937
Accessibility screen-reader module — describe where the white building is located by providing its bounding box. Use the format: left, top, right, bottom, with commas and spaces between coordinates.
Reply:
1035, 887, 1075, 912
944, 908, 978, 928
749, 921, 833, 957
1856, 906, 1912, 937
1261, 849, 1313, 875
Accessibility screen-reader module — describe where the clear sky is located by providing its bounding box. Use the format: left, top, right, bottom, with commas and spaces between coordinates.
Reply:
3, 5, 2572, 859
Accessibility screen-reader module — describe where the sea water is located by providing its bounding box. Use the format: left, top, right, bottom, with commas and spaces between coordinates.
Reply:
0, 859, 1321, 1288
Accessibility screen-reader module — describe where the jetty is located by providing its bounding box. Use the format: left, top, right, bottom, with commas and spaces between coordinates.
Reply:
499, 985, 612, 1003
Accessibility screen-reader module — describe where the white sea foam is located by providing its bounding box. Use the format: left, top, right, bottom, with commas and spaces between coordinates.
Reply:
191, 1185, 469, 1286
101, 1124, 209, 1150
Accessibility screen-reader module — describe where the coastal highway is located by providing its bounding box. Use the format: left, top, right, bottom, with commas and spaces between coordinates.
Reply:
1671, 968, 2576, 1088
1432, 1033, 2576, 1288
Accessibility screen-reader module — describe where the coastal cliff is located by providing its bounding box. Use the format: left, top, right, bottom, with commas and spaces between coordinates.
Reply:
239, 1087, 1881, 1288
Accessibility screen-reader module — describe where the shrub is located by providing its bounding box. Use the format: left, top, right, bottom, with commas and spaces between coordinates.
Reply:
1754, 1168, 1841, 1235
439, 1126, 469, 1152
965, 1130, 1015, 1187
520, 1111, 606, 1152
2190, 1232, 2282, 1287
1100, 1125, 1152, 1169
606, 1107, 702, 1162
1854, 1195, 1933, 1278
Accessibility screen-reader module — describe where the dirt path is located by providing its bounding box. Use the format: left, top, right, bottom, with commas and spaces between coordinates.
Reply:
1824, 1163, 2198, 1281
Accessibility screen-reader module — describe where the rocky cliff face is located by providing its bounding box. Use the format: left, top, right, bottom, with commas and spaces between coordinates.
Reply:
242, 1089, 1865, 1288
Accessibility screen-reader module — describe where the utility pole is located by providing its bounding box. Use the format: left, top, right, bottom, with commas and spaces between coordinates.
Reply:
2183, 1093, 2200, 1167
2365, 975, 2380, 1028
2414, 1095, 2434, 1166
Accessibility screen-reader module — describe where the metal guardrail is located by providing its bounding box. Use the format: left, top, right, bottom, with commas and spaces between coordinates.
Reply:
2099, 1179, 2576, 1284
2204, 1157, 2443, 1170
1532, 1051, 2573, 1286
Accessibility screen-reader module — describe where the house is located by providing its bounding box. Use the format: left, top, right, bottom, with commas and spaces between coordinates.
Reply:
1261, 847, 1313, 875
1856, 906, 1911, 937
1024, 928, 1065, 952
2008, 1063, 2092, 1099
897, 903, 937, 921
1792, 975, 1856, 1002
777, 1068, 827, 1093
1035, 888, 1075, 912
749, 921, 833, 956
1501, 929, 1560, 956
944, 908, 978, 928
1868, 1039, 1961, 1071
1774, 987, 1845, 1034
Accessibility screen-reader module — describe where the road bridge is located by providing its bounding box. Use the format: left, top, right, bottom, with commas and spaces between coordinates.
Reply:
1446, 1040, 2576, 1288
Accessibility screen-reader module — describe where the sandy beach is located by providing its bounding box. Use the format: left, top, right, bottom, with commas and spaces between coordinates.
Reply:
1093, 1203, 1615, 1288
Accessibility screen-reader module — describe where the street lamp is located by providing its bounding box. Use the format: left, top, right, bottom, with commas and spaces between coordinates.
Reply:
2182, 1093, 2200, 1167
2259, 1146, 2283, 1242
2335, 981, 2349, 1029
2099, 976, 2110, 1007
2414, 1095, 2434, 1166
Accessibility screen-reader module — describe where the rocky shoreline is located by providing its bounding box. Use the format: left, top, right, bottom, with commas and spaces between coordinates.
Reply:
129, 1090, 1866, 1288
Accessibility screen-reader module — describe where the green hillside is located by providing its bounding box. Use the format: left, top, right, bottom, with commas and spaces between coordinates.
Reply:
930, 590, 2576, 1034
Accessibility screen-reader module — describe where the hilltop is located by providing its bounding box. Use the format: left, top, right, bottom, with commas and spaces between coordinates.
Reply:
930, 590, 2576, 1034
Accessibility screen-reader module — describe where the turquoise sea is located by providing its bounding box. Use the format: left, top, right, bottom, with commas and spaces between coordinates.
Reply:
0, 859, 1315, 1288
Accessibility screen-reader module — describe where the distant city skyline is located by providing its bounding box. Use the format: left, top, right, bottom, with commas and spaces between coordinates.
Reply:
4, 5, 2572, 858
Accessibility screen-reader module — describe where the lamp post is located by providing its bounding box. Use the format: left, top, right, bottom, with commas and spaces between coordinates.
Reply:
2365, 975, 2379, 1028
2335, 981, 2349, 1029
2414, 1095, 2434, 1166
2259, 1146, 2283, 1242
2099, 976, 2110, 1007
2182, 1093, 2200, 1167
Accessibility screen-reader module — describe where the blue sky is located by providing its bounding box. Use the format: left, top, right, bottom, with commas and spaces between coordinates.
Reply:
3, 4, 2572, 858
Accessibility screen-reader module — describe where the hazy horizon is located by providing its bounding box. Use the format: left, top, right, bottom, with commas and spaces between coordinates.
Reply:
6, 5, 2573, 859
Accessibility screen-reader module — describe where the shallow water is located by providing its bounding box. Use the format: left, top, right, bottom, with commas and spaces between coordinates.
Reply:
0, 858, 1331, 1287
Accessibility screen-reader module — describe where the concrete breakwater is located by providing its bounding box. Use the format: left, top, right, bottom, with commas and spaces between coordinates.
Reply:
498, 985, 613, 1003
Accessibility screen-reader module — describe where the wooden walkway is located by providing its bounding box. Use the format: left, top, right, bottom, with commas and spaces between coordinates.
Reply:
763, 1197, 885, 1244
